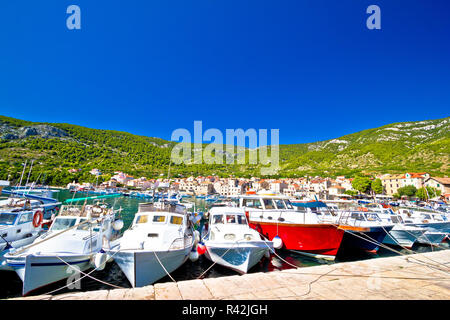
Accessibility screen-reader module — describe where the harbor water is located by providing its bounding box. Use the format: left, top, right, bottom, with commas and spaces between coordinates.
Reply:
0, 189, 448, 299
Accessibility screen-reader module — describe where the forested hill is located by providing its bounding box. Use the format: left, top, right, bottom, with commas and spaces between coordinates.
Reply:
0, 115, 449, 185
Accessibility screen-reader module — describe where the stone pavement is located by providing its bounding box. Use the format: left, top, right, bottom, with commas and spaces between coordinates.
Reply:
11, 249, 450, 300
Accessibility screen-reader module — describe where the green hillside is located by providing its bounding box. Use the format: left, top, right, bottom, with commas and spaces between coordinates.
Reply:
0, 115, 448, 186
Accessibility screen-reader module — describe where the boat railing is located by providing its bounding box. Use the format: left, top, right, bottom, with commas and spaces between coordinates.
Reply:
337, 211, 364, 227
168, 237, 185, 250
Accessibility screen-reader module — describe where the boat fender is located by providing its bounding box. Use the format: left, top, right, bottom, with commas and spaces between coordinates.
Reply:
272, 236, 283, 249
189, 249, 199, 262
113, 219, 124, 231
264, 250, 271, 259
193, 230, 200, 245
197, 243, 207, 255
32, 210, 44, 228
94, 252, 107, 271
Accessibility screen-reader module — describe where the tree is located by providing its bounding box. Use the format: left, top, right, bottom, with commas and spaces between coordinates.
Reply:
351, 176, 372, 194
371, 178, 383, 194
344, 190, 358, 196
415, 186, 441, 200
397, 185, 417, 197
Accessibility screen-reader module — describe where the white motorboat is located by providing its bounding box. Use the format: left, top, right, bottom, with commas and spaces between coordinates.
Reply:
202, 206, 272, 274
398, 208, 449, 245
0, 199, 60, 271
106, 201, 195, 287
5, 203, 122, 296
375, 209, 426, 249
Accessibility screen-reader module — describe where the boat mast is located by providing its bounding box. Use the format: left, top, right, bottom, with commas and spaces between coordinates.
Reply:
17, 160, 28, 187
25, 159, 34, 187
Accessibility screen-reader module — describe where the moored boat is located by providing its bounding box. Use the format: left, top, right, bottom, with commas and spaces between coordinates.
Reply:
5, 202, 122, 296
240, 193, 344, 260
105, 201, 195, 287
203, 206, 272, 274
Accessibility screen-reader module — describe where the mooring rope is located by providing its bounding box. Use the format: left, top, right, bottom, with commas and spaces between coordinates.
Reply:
342, 228, 450, 273
197, 238, 245, 279
39, 246, 126, 296
152, 250, 177, 283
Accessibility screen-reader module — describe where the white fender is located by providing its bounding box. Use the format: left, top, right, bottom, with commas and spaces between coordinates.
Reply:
272, 236, 283, 249
189, 250, 199, 262
94, 252, 107, 271
113, 219, 124, 231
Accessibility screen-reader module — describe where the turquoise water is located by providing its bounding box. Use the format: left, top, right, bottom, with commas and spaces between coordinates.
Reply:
0, 189, 447, 298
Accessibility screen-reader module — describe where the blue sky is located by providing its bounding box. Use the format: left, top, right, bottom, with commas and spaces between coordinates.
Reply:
0, 0, 449, 145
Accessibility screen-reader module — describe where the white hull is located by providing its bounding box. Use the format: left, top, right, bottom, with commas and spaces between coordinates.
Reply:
406, 222, 450, 234
204, 241, 270, 274
416, 232, 447, 245
110, 246, 191, 287
0, 236, 40, 271
7, 253, 93, 296
382, 228, 424, 249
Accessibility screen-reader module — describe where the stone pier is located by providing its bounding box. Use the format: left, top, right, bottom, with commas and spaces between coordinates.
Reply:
10, 249, 450, 300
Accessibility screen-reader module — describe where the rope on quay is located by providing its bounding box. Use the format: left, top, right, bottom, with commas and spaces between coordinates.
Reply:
341, 228, 450, 274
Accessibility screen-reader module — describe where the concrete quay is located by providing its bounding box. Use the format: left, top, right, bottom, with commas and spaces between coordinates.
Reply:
11, 249, 450, 300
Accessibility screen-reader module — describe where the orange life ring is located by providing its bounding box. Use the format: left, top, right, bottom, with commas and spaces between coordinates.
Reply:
33, 210, 44, 228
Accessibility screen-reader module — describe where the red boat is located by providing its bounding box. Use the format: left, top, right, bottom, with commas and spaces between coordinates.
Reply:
239, 193, 344, 260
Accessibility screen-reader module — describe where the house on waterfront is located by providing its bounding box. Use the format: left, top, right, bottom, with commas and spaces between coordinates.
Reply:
425, 177, 450, 197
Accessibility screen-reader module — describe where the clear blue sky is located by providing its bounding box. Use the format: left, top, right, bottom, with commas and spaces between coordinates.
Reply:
0, 0, 449, 145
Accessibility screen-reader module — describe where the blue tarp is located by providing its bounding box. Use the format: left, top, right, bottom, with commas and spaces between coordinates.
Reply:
291, 201, 327, 208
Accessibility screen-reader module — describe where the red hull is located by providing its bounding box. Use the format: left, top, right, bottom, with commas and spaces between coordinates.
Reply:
249, 221, 345, 257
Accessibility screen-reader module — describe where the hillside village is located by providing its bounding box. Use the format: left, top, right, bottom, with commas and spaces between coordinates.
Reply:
67, 169, 450, 202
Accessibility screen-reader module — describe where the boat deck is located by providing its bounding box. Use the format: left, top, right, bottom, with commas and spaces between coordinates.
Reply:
10, 249, 450, 300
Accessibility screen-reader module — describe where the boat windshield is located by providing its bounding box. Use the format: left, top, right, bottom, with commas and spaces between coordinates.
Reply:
366, 213, 382, 222
76, 218, 100, 231
225, 214, 247, 225
0, 213, 17, 225
51, 217, 77, 231
212, 215, 224, 224
242, 198, 263, 209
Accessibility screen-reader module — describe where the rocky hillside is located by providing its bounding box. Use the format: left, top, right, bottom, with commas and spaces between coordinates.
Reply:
279, 117, 450, 176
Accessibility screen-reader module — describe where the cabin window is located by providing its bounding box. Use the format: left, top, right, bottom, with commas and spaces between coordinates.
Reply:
263, 199, 275, 210
18, 213, 33, 224
52, 218, 77, 231
136, 215, 149, 224
274, 200, 286, 210
153, 215, 166, 223
350, 213, 364, 221
170, 216, 183, 225
0, 213, 17, 225
212, 215, 224, 224
226, 215, 236, 224
366, 213, 381, 222
236, 215, 247, 225
243, 199, 262, 209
